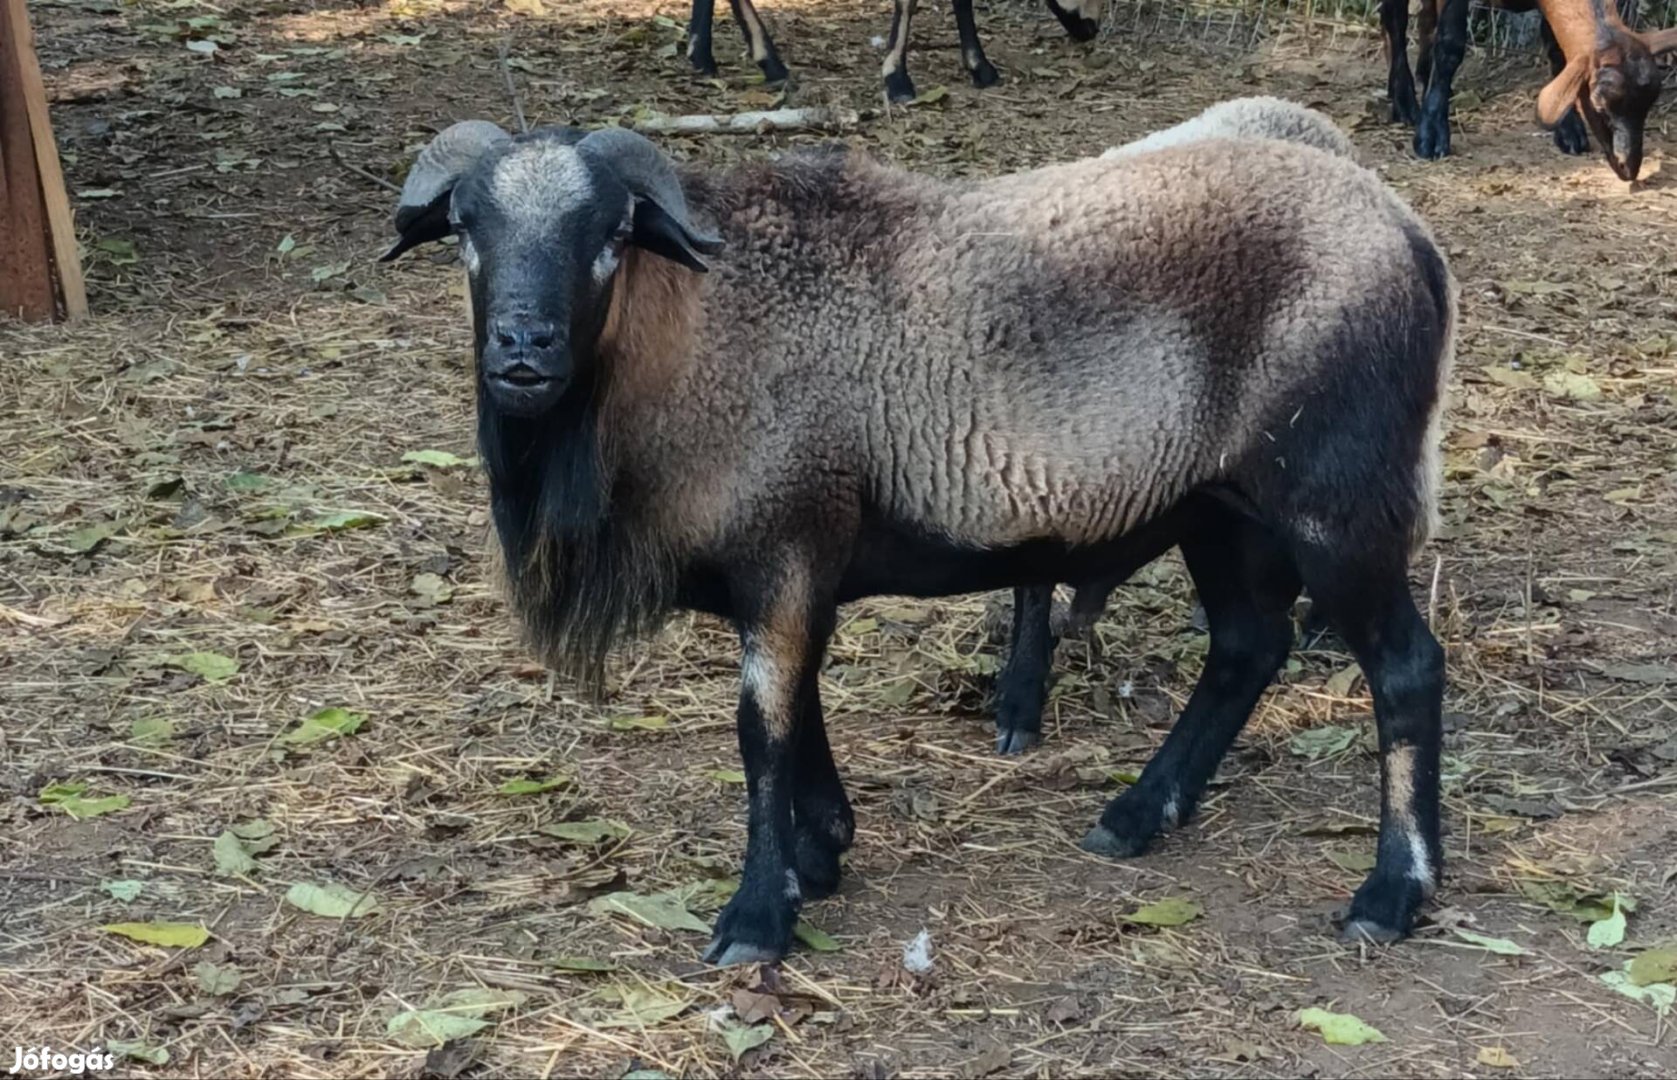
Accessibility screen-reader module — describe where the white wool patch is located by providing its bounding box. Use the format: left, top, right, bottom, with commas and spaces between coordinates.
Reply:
489, 142, 593, 234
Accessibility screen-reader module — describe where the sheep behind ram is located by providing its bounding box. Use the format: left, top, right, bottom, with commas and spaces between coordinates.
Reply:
384, 124, 1456, 966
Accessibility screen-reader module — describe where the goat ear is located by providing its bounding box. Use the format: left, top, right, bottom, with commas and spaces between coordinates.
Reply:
1536, 56, 1591, 128
381, 120, 510, 262
631, 197, 724, 274
578, 127, 723, 273
1642, 27, 1677, 55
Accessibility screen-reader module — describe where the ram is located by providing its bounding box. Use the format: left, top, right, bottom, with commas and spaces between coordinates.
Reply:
385, 122, 1455, 965
989, 95, 1360, 757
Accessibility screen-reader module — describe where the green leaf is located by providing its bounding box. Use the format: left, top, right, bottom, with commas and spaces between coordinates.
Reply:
720, 1021, 774, 1061
231, 818, 276, 841
1517, 880, 1627, 921
1296, 1007, 1388, 1045
96, 237, 138, 264
794, 920, 842, 952
194, 960, 242, 996
103, 922, 210, 948
67, 522, 117, 553
706, 768, 747, 784
588, 890, 710, 934
308, 509, 384, 531
278, 706, 365, 746
1324, 663, 1363, 697
1543, 370, 1602, 401
1627, 947, 1677, 987
310, 259, 352, 283
38, 781, 87, 803
540, 819, 631, 844
551, 955, 620, 973
1289, 725, 1357, 759
213, 830, 260, 876
225, 471, 274, 493
609, 714, 669, 732
284, 881, 381, 919
1600, 970, 1675, 1015
1328, 849, 1377, 873
595, 984, 692, 1028
101, 879, 145, 902
410, 572, 453, 604
1450, 928, 1531, 956
386, 1011, 488, 1048
129, 717, 176, 745
497, 774, 569, 796
401, 449, 472, 469
1588, 893, 1628, 949
55, 793, 132, 819
1123, 897, 1202, 927
107, 1040, 169, 1066
167, 651, 240, 682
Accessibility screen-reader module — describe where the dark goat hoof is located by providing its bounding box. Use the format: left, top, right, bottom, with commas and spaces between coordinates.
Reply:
689, 53, 719, 77
1079, 823, 1150, 859
793, 828, 842, 900
1065, 16, 1100, 41
1335, 872, 1425, 945
1553, 116, 1589, 156
1339, 918, 1407, 946
970, 59, 1001, 89
759, 57, 790, 86
1413, 114, 1452, 160
995, 724, 1038, 755
884, 70, 917, 105
704, 889, 797, 966
1389, 94, 1420, 127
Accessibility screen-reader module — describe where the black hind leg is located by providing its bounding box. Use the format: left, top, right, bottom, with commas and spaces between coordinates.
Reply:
1044, 0, 1101, 42
952, 0, 1000, 89
995, 586, 1054, 755
728, 0, 788, 84
1300, 553, 1444, 943
688, 0, 719, 74
1082, 510, 1299, 858
791, 651, 853, 898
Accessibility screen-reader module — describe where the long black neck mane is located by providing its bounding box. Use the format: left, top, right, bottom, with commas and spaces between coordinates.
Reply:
478, 370, 676, 687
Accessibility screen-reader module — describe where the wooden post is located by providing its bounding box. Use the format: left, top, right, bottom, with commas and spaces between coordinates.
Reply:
0, 0, 87, 322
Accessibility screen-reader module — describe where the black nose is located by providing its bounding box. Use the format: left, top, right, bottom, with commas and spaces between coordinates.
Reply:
487, 315, 557, 360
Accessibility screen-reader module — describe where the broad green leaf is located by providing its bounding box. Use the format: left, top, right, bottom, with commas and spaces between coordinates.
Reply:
706, 768, 747, 784
96, 237, 138, 264
101, 879, 144, 902
51, 791, 131, 820
410, 572, 453, 604
595, 984, 691, 1028
551, 955, 620, 973
540, 819, 631, 844
107, 1040, 169, 1066
1517, 880, 1627, 922
308, 510, 384, 531
231, 818, 279, 853
1600, 970, 1675, 1014
130, 717, 175, 745
194, 960, 242, 996
794, 920, 842, 952
284, 881, 381, 919
402, 449, 472, 469
609, 714, 669, 732
1451, 929, 1531, 956
1123, 897, 1202, 927
498, 774, 568, 796
1289, 725, 1357, 759
278, 707, 365, 746
386, 1011, 488, 1047
720, 1021, 774, 1061
225, 471, 274, 493
167, 651, 240, 682
1543, 370, 1602, 401
103, 922, 210, 948
67, 522, 117, 553
1328, 849, 1377, 873
213, 830, 259, 875
1296, 1007, 1387, 1045
588, 890, 710, 934
1588, 893, 1627, 949
1628, 947, 1677, 987
38, 781, 87, 803
1324, 663, 1362, 697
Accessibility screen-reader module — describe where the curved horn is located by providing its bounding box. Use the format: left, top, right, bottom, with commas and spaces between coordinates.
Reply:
1642, 26, 1677, 55
577, 127, 723, 272
382, 120, 511, 261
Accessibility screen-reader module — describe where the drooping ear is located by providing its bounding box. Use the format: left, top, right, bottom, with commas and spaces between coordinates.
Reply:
577, 126, 724, 273
380, 120, 511, 262
1536, 56, 1591, 128
1642, 27, 1677, 55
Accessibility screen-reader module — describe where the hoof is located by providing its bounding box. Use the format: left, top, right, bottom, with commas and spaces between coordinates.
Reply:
1338, 917, 1407, 946
1553, 114, 1588, 156
1336, 869, 1426, 945
689, 53, 719, 77
884, 71, 917, 106
759, 57, 790, 86
1390, 94, 1420, 127
702, 939, 784, 967
793, 827, 842, 900
970, 59, 1001, 89
995, 724, 1038, 755
1065, 15, 1100, 41
1079, 823, 1150, 859
1413, 112, 1452, 160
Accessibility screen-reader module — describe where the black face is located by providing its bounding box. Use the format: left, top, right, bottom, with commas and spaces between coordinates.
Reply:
1587, 53, 1662, 182
448, 141, 632, 417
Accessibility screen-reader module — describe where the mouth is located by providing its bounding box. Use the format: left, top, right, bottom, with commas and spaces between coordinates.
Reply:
490, 364, 552, 390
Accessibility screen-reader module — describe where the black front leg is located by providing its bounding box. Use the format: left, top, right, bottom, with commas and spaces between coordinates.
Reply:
881, 0, 919, 104
1541, 20, 1589, 155
1414, 0, 1468, 158
705, 567, 834, 966
687, 0, 718, 75
1381, 0, 1420, 126
995, 586, 1055, 754
952, 0, 1000, 89
728, 0, 789, 85
790, 611, 853, 898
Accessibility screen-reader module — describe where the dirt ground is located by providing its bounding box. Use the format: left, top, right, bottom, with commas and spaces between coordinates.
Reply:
3, 0, 1676, 1076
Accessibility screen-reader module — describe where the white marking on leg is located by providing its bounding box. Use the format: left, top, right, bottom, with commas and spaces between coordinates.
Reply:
1161, 791, 1180, 828
783, 868, 802, 903
1385, 743, 1434, 891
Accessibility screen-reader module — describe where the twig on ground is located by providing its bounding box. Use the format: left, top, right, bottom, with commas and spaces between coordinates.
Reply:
498, 39, 529, 135
329, 142, 400, 193
633, 107, 860, 136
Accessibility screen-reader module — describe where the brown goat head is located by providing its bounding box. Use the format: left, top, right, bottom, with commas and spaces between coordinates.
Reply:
1537, 23, 1677, 182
